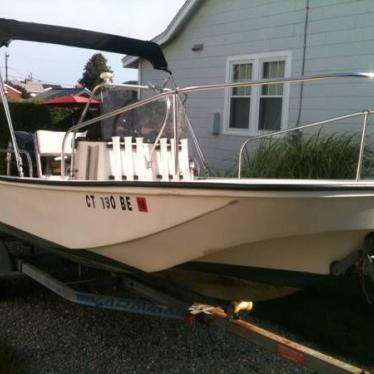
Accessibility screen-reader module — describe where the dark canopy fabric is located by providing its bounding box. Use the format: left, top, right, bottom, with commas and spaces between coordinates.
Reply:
0, 18, 169, 72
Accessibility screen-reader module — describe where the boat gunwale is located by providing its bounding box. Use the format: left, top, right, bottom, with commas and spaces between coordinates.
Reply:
2, 175, 374, 192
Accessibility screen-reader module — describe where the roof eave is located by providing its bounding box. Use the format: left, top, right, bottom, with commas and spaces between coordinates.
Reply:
4, 83, 22, 94
122, 0, 203, 68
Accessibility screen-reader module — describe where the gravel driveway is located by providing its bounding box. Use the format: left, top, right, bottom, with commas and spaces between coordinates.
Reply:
0, 268, 312, 374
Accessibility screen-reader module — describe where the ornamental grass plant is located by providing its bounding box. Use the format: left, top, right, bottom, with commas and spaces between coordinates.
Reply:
240, 131, 374, 179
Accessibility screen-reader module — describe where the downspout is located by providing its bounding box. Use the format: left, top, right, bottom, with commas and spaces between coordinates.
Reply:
296, 0, 310, 127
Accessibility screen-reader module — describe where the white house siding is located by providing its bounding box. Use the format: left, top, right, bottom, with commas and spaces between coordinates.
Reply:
137, 0, 374, 170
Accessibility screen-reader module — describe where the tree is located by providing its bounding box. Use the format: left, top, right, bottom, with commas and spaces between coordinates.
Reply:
79, 53, 113, 90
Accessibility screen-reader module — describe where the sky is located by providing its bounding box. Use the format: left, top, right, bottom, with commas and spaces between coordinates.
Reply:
0, 0, 185, 86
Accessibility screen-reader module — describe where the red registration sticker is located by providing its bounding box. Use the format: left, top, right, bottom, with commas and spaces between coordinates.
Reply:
277, 344, 305, 365
136, 197, 148, 212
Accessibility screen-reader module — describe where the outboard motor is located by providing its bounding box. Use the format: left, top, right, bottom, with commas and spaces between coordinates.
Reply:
7, 131, 36, 177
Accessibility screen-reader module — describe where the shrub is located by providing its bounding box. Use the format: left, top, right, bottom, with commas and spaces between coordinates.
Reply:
0, 102, 79, 144
239, 131, 374, 179
0, 102, 80, 174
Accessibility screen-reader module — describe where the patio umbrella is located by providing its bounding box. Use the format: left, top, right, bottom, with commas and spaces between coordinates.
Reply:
43, 94, 101, 107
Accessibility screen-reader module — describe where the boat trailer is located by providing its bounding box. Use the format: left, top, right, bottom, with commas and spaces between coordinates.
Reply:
0, 240, 370, 374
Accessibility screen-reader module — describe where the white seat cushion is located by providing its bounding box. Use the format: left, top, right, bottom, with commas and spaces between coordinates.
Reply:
35, 130, 78, 156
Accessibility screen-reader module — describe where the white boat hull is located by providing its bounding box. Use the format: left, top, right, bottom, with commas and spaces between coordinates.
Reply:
1, 177, 374, 279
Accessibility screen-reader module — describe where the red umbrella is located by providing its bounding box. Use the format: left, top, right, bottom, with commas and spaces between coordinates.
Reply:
43, 95, 101, 107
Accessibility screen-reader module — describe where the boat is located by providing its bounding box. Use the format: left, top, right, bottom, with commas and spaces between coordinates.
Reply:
1, 18, 374, 302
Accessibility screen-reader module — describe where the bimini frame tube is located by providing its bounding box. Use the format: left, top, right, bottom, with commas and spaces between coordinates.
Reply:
0, 71, 24, 177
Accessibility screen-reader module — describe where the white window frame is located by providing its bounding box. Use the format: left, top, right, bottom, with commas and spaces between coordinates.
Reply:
223, 51, 292, 136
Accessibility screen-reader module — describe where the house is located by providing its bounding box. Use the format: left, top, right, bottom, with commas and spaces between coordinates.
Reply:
10, 79, 62, 97
123, 0, 374, 169
4, 83, 22, 101
35, 87, 92, 101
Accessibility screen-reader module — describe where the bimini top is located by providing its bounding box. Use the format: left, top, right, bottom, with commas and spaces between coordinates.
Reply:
0, 18, 169, 72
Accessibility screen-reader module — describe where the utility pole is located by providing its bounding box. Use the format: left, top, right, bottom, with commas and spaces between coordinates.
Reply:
5, 52, 9, 83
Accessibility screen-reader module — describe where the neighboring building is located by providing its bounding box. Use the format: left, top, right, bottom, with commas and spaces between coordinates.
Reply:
123, 0, 374, 169
4, 83, 22, 101
36, 87, 92, 101
9, 79, 62, 97
42, 83, 63, 91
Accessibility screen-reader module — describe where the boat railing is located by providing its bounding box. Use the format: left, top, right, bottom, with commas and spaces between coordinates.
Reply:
60, 72, 374, 179
0, 148, 33, 177
0, 73, 24, 177
237, 110, 374, 181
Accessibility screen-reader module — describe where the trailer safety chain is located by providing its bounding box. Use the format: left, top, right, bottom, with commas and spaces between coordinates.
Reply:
188, 303, 223, 316
189, 301, 254, 321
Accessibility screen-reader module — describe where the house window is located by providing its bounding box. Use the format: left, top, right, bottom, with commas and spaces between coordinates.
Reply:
229, 63, 252, 129
225, 52, 291, 135
259, 61, 285, 131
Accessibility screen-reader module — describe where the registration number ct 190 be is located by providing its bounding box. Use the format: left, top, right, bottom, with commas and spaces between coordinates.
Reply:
85, 195, 148, 213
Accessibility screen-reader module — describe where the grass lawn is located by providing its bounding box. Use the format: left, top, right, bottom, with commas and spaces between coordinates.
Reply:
253, 271, 374, 366
0, 338, 24, 374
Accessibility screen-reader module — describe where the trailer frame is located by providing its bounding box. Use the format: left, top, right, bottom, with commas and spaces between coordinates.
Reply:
0, 240, 369, 374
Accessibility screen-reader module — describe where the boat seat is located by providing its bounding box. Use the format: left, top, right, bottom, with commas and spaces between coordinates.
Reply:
34, 130, 84, 178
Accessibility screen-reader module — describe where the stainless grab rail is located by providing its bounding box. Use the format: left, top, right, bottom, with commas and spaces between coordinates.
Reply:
0, 148, 33, 177
237, 110, 374, 180
356, 111, 370, 181
0, 73, 24, 177
60, 72, 374, 178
